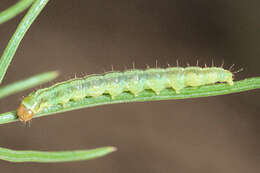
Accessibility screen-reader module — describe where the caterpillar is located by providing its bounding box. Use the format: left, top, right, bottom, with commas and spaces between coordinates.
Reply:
17, 66, 234, 122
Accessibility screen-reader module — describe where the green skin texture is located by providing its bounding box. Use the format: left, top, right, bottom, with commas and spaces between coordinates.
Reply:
21, 67, 233, 114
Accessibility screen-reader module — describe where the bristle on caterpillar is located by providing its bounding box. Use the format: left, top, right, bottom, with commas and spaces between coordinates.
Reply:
17, 66, 234, 122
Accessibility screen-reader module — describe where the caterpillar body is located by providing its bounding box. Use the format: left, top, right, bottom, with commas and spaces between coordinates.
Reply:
17, 66, 234, 122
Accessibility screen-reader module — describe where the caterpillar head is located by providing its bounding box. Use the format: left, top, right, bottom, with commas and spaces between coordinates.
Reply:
17, 104, 34, 122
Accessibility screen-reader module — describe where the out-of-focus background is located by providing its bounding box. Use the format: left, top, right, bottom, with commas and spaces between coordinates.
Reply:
0, 0, 259, 172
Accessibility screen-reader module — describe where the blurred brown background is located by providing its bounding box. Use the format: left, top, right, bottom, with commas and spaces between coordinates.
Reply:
0, 0, 259, 172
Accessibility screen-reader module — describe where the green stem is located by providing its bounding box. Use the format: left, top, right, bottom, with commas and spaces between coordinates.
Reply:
0, 0, 35, 24
0, 146, 116, 163
0, 77, 259, 125
0, 71, 58, 99
0, 0, 49, 85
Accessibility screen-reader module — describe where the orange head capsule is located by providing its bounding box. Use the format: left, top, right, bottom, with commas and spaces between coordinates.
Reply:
17, 104, 34, 122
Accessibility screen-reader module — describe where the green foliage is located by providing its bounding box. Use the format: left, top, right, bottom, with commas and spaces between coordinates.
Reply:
0, 146, 116, 163
0, 71, 58, 99
1, 77, 259, 125
0, 0, 115, 163
0, 0, 259, 164
0, 0, 34, 24
0, 0, 49, 84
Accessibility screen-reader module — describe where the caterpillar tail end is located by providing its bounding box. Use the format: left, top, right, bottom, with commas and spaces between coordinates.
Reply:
17, 104, 34, 122
228, 79, 234, 86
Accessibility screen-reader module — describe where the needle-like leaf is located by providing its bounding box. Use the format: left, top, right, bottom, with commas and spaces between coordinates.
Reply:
0, 0, 49, 84
0, 71, 58, 99
0, 146, 116, 163
0, 0, 35, 24
0, 77, 259, 125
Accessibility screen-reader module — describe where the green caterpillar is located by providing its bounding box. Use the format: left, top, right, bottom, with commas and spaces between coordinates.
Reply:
17, 66, 234, 122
